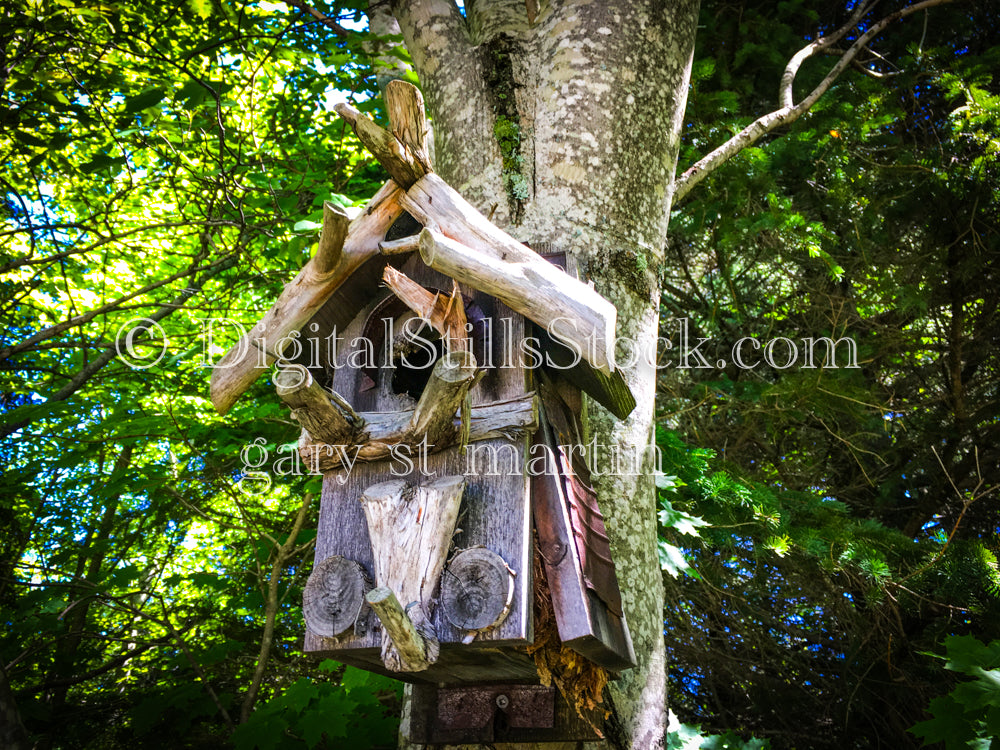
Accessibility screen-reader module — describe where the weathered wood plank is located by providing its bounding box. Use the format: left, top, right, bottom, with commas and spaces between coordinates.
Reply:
299, 393, 538, 472
531, 409, 636, 672
305, 438, 534, 665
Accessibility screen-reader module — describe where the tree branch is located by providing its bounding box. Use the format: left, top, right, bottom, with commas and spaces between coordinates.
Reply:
672, 0, 955, 204
240, 493, 314, 723
0, 256, 235, 439
280, 0, 352, 36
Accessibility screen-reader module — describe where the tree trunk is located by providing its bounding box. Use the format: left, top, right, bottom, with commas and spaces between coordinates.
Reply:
385, 1, 699, 747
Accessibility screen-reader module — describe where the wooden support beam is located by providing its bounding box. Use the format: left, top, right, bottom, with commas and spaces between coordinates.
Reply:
209, 180, 405, 415
300, 392, 538, 472
361, 476, 466, 672
274, 364, 360, 446
416, 226, 617, 376
400, 175, 617, 375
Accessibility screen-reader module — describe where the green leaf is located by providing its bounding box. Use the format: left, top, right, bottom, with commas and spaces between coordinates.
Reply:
125, 87, 166, 113
659, 541, 700, 579
189, 0, 211, 19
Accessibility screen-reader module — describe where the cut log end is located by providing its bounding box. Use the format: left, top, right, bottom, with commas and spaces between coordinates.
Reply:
441, 547, 515, 634
303, 555, 370, 638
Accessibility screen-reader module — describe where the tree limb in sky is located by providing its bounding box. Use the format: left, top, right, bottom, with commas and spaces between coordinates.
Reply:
671, 0, 957, 204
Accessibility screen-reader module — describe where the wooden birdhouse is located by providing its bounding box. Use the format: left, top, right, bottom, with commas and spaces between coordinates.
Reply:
209, 81, 637, 744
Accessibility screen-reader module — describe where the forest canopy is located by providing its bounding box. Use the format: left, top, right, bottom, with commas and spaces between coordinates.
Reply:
1, 0, 997, 748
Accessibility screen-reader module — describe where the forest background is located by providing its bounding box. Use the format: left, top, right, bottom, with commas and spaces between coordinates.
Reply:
1, 0, 998, 748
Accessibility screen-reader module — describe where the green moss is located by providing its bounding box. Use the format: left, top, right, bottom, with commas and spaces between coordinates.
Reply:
482, 36, 528, 223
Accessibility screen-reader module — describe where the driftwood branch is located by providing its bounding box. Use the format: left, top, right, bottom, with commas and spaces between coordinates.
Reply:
401, 174, 618, 375
378, 235, 420, 255
300, 392, 538, 472
672, 0, 956, 203
274, 364, 360, 445
405, 350, 478, 447
334, 82, 431, 190
366, 587, 433, 671
417, 226, 618, 376
314, 201, 351, 275
385, 80, 432, 172
209, 180, 404, 415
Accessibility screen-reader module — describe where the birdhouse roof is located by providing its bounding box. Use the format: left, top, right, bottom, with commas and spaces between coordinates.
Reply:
208, 82, 634, 419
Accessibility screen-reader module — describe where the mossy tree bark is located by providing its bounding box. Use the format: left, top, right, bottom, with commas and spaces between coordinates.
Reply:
381, 1, 699, 748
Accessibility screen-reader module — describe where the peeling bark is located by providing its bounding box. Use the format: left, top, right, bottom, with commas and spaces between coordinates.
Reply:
384, 1, 699, 748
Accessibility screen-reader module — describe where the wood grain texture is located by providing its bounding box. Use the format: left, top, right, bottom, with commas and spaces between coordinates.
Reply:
385, 80, 431, 171
366, 586, 436, 672
303, 252, 537, 683
418, 226, 618, 378
531, 407, 636, 672
400, 183, 618, 376
274, 364, 359, 446
441, 547, 515, 634
302, 555, 369, 638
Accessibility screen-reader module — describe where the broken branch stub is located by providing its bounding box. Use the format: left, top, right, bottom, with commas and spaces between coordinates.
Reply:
382, 266, 469, 354
334, 103, 429, 190
313, 201, 351, 275
405, 350, 478, 448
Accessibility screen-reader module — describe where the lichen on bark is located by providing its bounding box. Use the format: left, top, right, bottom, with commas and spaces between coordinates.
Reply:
387, 1, 701, 746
